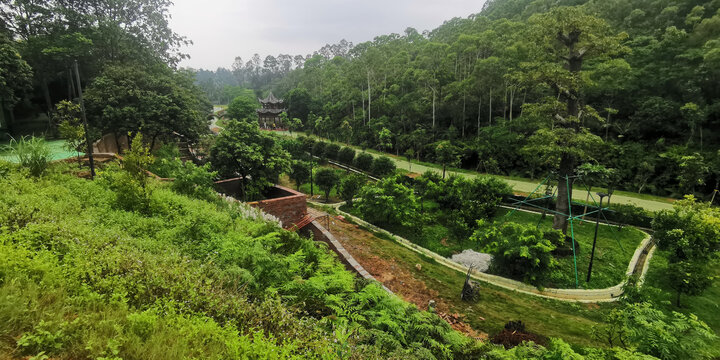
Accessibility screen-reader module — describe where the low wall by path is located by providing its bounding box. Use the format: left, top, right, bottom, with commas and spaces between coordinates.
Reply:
302, 220, 392, 294
330, 203, 655, 303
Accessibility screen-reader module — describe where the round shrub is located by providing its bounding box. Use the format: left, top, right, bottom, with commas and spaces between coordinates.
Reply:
323, 143, 340, 160
338, 147, 356, 165
312, 141, 327, 159
354, 153, 373, 172
371, 156, 396, 177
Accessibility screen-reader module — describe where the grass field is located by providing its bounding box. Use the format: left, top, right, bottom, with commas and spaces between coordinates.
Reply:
495, 208, 646, 289
339, 203, 646, 290
643, 251, 720, 357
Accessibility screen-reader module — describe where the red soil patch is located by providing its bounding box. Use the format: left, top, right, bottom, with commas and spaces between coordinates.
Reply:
328, 217, 486, 340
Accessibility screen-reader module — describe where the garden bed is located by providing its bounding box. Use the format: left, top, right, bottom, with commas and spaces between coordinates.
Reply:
340, 203, 646, 290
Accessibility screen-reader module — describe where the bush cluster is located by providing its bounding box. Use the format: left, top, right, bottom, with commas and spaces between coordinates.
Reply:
0, 164, 486, 359
290, 137, 398, 178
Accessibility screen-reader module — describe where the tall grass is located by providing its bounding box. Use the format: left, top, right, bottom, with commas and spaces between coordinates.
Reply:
4, 136, 51, 176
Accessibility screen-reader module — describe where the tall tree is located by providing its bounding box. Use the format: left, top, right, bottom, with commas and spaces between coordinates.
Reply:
524, 6, 628, 234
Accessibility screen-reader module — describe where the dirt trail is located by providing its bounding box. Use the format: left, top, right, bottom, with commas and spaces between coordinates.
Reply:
328, 216, 486, 339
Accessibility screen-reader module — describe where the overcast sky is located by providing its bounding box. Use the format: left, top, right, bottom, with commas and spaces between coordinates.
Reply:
169, 0, 487, 70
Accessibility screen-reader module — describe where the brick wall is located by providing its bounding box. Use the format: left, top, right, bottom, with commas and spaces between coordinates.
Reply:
246, 185, 308, 227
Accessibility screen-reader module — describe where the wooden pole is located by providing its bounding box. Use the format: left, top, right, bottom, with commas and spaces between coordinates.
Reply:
74, 60, 95, 179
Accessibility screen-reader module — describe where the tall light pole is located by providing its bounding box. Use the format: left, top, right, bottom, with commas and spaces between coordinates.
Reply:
586, 192, 608, 283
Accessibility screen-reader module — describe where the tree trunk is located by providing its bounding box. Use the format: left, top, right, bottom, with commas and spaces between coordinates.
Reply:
582, 186, 593, 222
503, 82, 508, 121
462, 93, 466, 138
67, 68, 74, 100
477, 97, 482, 138
361, 88, 366, 127
509, 87, 515, 122
432, 87, 436, 129
605, 110, 611, 142
554, 154, 575, 234
7, 105, 16, 134
41, 76, 53, 114
553, 39, 583, 234
367, 70, 371, 124
488, 90, 493, 126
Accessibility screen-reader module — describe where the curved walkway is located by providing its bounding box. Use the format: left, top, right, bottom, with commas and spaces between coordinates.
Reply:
316, 200, 656, 303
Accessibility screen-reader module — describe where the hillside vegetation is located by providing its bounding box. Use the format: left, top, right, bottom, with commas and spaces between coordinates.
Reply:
0, 163, 478, 359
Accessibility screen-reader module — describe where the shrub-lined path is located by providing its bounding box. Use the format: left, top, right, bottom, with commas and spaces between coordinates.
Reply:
281, 131, 675, 212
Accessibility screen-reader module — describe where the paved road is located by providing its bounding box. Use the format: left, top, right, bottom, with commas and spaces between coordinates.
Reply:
279, 131, 675, 212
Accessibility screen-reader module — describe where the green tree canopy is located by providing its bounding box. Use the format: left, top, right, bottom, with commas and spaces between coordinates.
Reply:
314, 168, 339, 202
85, 63, 211, 145
226, 89, 260, 121
209, 120, 290, 200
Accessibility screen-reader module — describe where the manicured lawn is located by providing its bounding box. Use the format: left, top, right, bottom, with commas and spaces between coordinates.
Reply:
495, 208, 646, 289
339, 203, 646, 289
643, 250, 720, 357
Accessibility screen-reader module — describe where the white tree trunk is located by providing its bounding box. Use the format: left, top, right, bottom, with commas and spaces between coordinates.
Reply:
432, 87, 436, 129
367, 70, 372, 125
509, 87, 515, 122
488, 89, 493, 126
477, 97, 482, 138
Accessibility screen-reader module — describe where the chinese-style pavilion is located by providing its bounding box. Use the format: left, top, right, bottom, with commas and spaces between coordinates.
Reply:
256, 92, 286, 129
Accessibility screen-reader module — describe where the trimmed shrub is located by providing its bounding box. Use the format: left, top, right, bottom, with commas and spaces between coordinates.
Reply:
339, 173, 365, 205
355, 153, 373, 172
338, 147, 356, 165
371, 156, 396, 177
324, 143, 340, 160
300, 136, 316, 153
315, 168, 340, 201
312, 141, 327, 159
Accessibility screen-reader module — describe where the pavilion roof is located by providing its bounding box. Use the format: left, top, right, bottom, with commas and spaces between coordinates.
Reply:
257, 108, 284, 115
259, 92, 283, 104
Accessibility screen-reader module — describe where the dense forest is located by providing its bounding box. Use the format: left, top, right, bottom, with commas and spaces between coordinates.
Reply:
0, 0, 211, 144
198, 0, 720, 201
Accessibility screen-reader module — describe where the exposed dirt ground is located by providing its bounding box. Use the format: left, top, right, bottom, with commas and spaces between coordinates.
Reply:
326, 216, 487, 340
